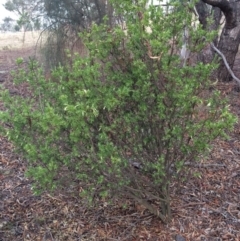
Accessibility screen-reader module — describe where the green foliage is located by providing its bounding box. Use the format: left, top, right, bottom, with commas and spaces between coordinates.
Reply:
4, 0, 43, 31
0, 0, 237, 222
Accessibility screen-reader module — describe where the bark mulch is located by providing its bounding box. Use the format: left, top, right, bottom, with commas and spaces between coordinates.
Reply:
0, 48, 240, 241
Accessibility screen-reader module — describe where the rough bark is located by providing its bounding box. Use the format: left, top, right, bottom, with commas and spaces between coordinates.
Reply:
198, 0, 240, 81
202, 0, 236, 29
196, 6, 221, 66
216, 1, 240, 81
195, 1, 210, 29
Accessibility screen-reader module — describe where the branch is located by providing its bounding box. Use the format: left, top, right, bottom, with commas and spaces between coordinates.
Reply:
185, 162, 226, 168
201, 0, 236, 29
124, 188, 168, 223
210, 42, 240, 85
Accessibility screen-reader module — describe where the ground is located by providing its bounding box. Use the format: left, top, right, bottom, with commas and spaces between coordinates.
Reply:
0, 33, 240, 241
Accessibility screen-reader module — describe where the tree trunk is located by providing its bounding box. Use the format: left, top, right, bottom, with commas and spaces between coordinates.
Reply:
196, 5, 221, 72
217, 1, 240, 81
200, 0, 240, 81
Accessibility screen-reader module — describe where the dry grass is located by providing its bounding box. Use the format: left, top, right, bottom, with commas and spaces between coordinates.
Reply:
0, 31, 47, 50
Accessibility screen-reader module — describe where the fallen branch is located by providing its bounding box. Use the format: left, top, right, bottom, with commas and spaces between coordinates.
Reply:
185, 162, 226, 168
210, 42, 240, 85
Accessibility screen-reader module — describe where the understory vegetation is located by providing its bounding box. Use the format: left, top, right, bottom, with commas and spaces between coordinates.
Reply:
0, 0, 237, 222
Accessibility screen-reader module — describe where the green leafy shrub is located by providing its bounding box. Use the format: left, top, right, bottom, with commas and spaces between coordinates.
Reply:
0, 0, 236, 222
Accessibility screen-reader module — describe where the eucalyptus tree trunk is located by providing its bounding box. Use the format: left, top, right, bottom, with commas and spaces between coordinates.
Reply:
198, 0, 240, 81
217, 1, 240, 81
195, 3, 221, 67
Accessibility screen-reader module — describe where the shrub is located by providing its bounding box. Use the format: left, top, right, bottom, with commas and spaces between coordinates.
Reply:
0, 0, 236, 222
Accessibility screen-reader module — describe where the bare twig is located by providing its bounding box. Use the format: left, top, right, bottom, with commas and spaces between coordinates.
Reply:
210, 42, 240, 85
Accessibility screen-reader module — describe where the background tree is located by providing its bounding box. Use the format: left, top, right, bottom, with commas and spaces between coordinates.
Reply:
43, 0, 114, 29
196, 0, 240, 81
40, 0, 115, 68
40, 0, 240, 81
4, 0, 44, 31
0, 17, 14, 32
3, 0, 240, 80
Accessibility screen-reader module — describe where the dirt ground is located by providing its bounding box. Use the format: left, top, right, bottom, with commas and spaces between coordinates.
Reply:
0, 45, 240, 241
